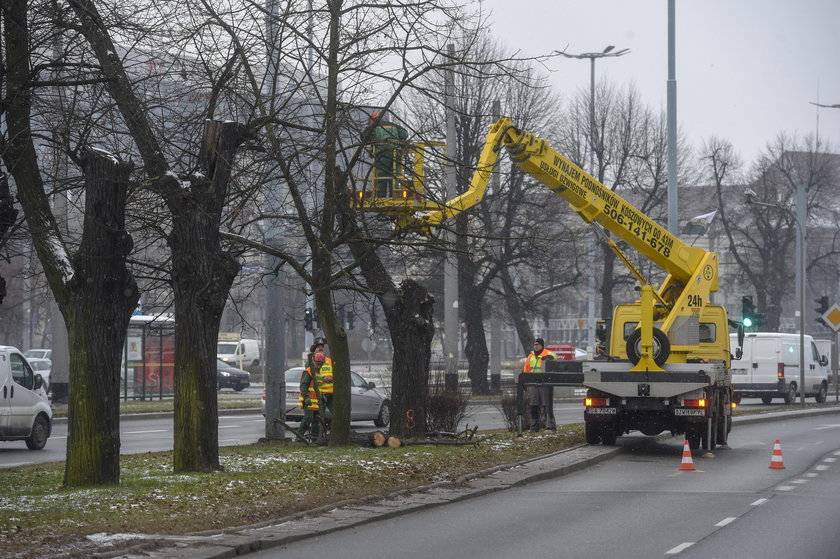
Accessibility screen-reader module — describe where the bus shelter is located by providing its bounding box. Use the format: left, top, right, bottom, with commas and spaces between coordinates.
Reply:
122, 314, 175, 401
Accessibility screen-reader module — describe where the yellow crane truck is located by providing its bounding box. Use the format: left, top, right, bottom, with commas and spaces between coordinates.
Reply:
375, 117, 737, 451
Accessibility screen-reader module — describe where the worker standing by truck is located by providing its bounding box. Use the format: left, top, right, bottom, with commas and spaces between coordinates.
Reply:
523, 338, 557, 433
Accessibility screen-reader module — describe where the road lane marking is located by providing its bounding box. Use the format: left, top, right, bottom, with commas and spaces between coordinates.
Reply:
815, 465, 829, 471
775, 486, 795, 491
815, 424, 840, 430
791, 479, 809, 484
823, 457, 837, 463
714, 517, 736, 527
125, 430, 167, 435
751, 498, 768, 506
666, 542, 694, 554
805, 472, 819, 477
219, 425, 239, 429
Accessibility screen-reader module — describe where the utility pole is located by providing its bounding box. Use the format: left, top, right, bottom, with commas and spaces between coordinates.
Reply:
443, 43, 459, 392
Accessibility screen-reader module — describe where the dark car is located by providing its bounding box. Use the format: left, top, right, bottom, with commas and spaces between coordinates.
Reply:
217, 359, 251, 391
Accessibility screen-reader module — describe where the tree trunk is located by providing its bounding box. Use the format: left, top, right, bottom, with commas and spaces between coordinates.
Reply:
63, 151, 138, 486
461, 285, 489, 395
386, 280, 434, 438
499, 266, 533, 355
0, 173, 16, 305
169, 121, 243, 473
338, 172, 434, 440
3, 3, 139, 486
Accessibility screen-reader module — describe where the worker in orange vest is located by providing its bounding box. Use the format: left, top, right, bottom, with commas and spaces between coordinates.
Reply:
523, 338, 557, 432
296, 346, 325, 441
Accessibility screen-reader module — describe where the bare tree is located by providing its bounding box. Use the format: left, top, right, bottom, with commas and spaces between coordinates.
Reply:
2, 0, 140, 485
705, 134, 840, 330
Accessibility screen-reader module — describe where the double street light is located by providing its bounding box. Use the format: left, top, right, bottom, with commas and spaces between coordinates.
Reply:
744, 186, 807, 405
557, 45, 630, 356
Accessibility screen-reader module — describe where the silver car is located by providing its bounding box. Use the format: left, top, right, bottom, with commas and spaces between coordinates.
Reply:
264, 367, 390, 427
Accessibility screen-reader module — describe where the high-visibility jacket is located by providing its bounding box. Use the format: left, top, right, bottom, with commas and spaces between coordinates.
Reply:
298, 369, 319, 410
523, 349, 557, 373
316, 358, 334, 395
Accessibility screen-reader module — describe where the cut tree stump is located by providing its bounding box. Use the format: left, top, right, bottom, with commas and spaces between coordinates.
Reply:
370, 431, 387, 447
386, 435, 402, 447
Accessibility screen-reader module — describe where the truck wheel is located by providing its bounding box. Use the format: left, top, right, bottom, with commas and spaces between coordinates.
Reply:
815, 382, 827, 403
625, 327, 670, 366
760, 395, 773, 405
687, 431, 702, 450
25, 415, 49, 451
585, 423, 601, 444
783, 383, 797, 405
601, 428, 617, 446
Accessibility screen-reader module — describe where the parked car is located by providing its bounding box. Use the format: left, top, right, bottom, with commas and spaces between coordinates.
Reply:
262, 367, 390, 427
26, 357, 52, 393
24, 348, 51, 361
216, 359, 251, 391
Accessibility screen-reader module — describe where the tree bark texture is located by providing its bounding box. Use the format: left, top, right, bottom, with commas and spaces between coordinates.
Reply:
170, 121, 243, 472
63, 151, 139, 485
384, 280, 434, 438
0, 173, 17, 305
461, 285, 490, 395
456, 214, 490, 395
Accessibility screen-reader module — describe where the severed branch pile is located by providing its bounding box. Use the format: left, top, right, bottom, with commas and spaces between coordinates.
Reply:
364, 425, 481, 448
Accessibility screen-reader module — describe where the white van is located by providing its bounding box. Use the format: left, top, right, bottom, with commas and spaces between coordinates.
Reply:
216, 338, 261, 368
0, 346, 52, 450
729, 333, 829, 404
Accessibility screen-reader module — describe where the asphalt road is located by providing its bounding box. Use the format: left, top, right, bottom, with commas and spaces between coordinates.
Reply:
246, 413, 840, 559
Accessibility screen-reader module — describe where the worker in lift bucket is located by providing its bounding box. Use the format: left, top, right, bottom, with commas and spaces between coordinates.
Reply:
367, 111, 408, 198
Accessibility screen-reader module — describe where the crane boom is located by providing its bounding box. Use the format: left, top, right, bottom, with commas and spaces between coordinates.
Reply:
411, 117, 725, 372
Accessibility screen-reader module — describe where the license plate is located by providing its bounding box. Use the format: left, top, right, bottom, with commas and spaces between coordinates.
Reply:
586, 407, 617, 415
674, 408, 705, 416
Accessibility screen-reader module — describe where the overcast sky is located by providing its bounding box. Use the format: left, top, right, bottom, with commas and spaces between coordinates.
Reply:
478, 0, 840, 166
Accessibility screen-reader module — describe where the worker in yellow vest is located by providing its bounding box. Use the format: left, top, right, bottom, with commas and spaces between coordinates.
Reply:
296, 352, 323, 441
315, 350, 334, 416
523, 338, 557, 433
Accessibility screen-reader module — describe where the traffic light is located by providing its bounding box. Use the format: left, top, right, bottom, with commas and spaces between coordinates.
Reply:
741, 296, 755, 328
304, 308, 314, 331
815, 296, 829, 324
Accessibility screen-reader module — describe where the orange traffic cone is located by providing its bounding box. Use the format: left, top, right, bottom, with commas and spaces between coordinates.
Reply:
769, 440, 786, 470
679, 440, 696, 472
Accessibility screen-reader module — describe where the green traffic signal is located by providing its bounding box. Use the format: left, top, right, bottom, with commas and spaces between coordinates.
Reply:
743, 316, 753, 328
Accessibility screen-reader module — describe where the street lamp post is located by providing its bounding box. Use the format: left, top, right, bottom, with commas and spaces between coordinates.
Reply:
745, 185, 807, 405
558, 46, 630, 356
